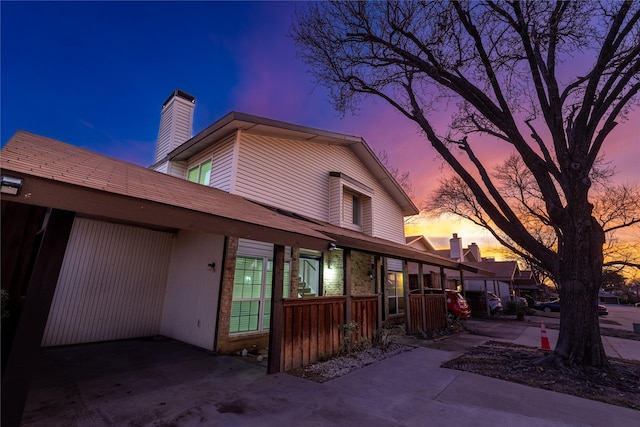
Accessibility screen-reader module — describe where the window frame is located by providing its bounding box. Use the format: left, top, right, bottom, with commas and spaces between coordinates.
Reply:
187, 158, 212, 186
229, 255, 290, 335
352, 193, 362, 226
387, 271, 405, 316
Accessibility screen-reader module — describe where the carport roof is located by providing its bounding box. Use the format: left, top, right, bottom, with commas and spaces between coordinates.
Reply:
0, 131, 332, 250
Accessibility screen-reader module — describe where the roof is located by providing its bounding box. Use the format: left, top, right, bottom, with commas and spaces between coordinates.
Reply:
452, 260, 520, 281
406, 235, 436, 252
313, 222, 479, 271
0, 131, 331, 250
1, 131, 474, 272
152, 111, 419, 216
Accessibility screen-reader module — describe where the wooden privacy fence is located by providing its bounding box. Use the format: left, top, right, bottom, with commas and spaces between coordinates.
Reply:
409, 294, 447, 332
280, 295, 379, 371
281, 297, 344, 371
351, 295, 378, 345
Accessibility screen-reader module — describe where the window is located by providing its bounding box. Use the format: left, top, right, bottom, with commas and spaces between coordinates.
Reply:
387, 272, 405, 315
187, 159, 212, 185
230, 256, 290, 334
352, 194, 361, 225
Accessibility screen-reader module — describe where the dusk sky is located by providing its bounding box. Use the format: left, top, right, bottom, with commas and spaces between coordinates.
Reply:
2, 1, 638, 252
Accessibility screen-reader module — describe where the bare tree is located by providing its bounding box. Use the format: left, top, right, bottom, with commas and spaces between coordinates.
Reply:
378, 149, 415, 200
427, 155, 640, 286
292, 1, 640, 367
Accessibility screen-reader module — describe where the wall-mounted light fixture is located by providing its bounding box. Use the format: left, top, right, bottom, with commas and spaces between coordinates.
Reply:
207, 262, 216, 272
328, 242, 336, 251
0, 175, 24, 196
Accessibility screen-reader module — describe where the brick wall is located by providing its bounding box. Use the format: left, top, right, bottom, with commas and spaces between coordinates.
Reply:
215, 236, 269, 354
351, 251, 376, 295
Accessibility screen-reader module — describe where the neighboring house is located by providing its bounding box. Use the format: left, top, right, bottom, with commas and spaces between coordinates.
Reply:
1, 89, 481, 424
599, 290, 620, 304
408, 233, 543, 314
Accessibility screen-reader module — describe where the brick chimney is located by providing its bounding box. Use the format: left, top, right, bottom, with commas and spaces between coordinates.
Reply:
154, 89, 195, 164
449, 233, 464, 261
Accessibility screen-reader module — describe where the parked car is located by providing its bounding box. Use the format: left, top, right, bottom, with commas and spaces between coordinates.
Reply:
598, 304, 608, 316
534, 299, 608, 316
486, 292, 503, 314
445, 290, 471, 319
464, 291, 503, 315
534, 299, 560, 313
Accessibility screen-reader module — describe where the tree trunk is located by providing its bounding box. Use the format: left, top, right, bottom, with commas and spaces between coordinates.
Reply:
555, 215, 607, 367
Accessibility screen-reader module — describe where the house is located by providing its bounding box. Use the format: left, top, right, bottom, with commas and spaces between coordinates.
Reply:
408, 233, 542, 315
1, 89, 481, 425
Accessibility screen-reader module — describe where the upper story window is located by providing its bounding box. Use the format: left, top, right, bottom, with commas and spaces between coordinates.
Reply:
187, 159, 211, 186
352, 194, 362, 226
330, 172, 373, 234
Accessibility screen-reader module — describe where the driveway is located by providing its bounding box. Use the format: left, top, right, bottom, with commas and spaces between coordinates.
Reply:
21, 318, 640, 426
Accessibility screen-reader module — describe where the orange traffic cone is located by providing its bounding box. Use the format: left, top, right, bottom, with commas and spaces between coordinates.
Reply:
540, 322, 551, 350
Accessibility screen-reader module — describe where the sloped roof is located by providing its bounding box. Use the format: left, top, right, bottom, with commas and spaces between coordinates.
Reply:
1, 131, 475, 272
153, 111, 419, 216
453, 260, 519, 281
0, 131, 332, 250
405, 235, 437, 252
311, 221, 479, 272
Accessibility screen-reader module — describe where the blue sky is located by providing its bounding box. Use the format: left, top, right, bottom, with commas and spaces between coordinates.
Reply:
2, 1, 638, 250
2, 1, 332, 164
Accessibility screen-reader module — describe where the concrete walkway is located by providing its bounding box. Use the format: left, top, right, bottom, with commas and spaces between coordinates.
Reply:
22, 322, 639, 427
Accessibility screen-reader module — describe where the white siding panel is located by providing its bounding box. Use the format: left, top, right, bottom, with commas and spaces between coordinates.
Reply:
210, 138, 235, 192
237, 239, 292, 260
161, 231, 224, 350
42, 219, 173, 347
153, 161, 169, 174
386, 258, 403, 272
235, 133, 406, 244
167, 161, 186, 179
238, 239, 274, 258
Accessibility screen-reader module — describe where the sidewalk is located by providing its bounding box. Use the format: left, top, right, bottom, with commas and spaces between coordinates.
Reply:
510, 323, 640, 361
23, 326, 640, 426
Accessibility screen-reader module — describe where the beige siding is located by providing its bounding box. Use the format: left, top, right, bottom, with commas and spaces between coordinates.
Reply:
328, 174, 342, 225
153, 161, 169, 174
42, 218, 173, 347
387, 258, 403, 272
161, 230, 225, 350
210, 137, 235, 192
167, 160, 186, 179
235, 133, 406, 243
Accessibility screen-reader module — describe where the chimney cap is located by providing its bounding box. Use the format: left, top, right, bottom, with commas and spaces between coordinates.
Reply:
452, 233, 458, 239
162, 89, 195, 107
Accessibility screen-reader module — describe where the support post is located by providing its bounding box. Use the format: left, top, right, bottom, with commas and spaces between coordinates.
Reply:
1, 208, 75, 427
418, 263, 426, 332
376, 256, 383, 329
440, 266, 448, 318
267, 244, 285, 374
484, 280, 491, 316
403, 260, 412, 334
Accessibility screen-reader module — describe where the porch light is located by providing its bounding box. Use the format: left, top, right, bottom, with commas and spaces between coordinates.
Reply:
0, 175, 23, 196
